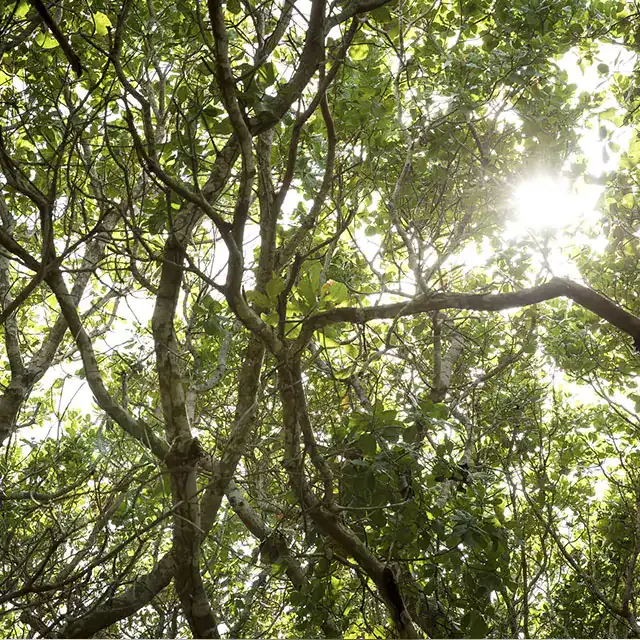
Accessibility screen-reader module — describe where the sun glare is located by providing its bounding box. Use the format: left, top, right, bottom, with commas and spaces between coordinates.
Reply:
512, 176, 584, 232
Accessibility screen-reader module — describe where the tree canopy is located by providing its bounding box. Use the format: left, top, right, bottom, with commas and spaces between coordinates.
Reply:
2, 0, 640, 637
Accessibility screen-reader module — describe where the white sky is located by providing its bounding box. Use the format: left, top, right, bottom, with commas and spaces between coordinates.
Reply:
510, 43, 636, 238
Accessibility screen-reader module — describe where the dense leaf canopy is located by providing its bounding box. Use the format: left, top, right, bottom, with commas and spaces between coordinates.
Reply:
1, 0, 640, 637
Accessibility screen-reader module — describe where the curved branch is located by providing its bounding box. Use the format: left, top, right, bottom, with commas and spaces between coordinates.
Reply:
305, 278, 640, 349
278, 355, 421, 638
44, 269, 168, 459
54, 552, 175, 638
0, 211, 120, 446
253, 0, 327, 132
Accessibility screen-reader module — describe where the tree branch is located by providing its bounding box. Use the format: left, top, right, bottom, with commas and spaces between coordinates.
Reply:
304, 278, 640, 350
54, 552, 176, 638
29, 0, 83, 76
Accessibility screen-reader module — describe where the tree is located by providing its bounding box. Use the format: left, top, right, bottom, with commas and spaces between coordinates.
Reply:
1, 0, 640, 637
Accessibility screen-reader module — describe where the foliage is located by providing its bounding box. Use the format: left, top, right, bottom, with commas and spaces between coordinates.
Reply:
1, 0, 640, 637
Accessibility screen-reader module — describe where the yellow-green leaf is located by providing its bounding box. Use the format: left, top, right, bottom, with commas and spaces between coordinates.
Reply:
13, 1, 30, 19
307, 262, 322, 290
36, 32, 59, 49
266, 275, 286, 301
93, 11, 112, 36
322, 280, 348, 305
16, 137, 36, 151
349, 44, 369, 61
245, 290, 270, 308
284, 320, 302, 339
263, 311, 279, 327
316, 331, 339, 348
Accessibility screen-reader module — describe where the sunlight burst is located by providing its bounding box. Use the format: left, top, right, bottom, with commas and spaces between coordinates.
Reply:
512, 176, 583, 231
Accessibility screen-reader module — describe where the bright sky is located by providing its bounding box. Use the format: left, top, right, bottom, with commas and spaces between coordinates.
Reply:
510, 44, 636, 240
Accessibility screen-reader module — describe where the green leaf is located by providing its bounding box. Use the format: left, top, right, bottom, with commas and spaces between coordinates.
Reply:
263, 311, 279, 327
308, 262, 322, 290
203, 296, 223, 313
463, 610, 490, 637
482, 33, 498, 51
433, 403, 449, 419
148, 211, 166, 233
284, 319, 302, 339
349, 44, 369, 61
266, 275, 286, 301
93, 11, 112, 36
35, 33, 59, 49
258, 61, 277, 88
403, 424, 418, 442
479, 572, 502, 590
245, 290, 270, 308
432, 519, 445, 538
321, 280, 348, 305
370, 6, 392, 22
357, 433, 377, 457
203, 316, 221, 336
297, 277, 317, 309
419, 399, 434, 415
16, 137, 35, 152
13, 1, 29, 19
213, 118, 234, 135
597, 62, 609, 74
370, 509, 387, 527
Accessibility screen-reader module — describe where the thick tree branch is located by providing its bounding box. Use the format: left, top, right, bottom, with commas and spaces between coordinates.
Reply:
304, 278, 640, 349
54, 552, 176, 638
208, 0, 255, 296
0, 217, 24, 375
272, 18, 357, 239
200, 336, 264, 536
253, 0, 327, 132
224, 480, 341, 637
278, 353, 421, 638
44, 269, 168, 459
277, 66, 340, 269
